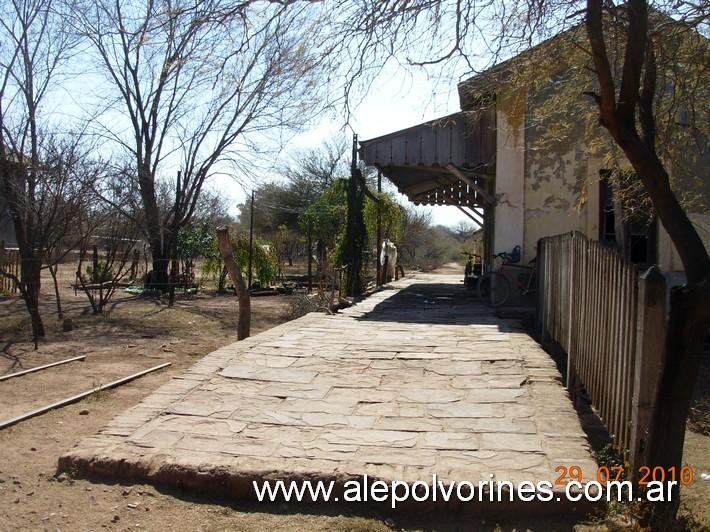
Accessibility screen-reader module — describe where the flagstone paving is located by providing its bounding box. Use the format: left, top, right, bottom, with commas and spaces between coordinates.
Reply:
59, 273, 598, 506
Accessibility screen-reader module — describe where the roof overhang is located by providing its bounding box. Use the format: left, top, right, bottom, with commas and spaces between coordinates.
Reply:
359, 110, 496, 208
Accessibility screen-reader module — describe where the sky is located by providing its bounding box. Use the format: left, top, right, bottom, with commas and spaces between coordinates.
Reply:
211, 61, 478, 229
7, 4, 481, 231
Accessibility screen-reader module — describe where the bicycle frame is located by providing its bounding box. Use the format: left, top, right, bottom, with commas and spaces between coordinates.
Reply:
498, 262, 536, 295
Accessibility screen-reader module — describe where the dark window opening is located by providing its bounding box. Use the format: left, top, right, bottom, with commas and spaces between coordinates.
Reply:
598, 171, 657, 266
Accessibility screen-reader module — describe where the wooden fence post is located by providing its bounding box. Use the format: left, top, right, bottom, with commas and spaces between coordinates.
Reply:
629, 266, 666, 477
0, 240, 5, 294
536, 238, 546, 341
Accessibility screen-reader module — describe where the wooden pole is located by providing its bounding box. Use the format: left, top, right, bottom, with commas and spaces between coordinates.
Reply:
376, 169, 382, 286
0, 355, 86, 382
0, 363, 171, 430
216, 226, 251, 340
344, 134, 365, 297
307, 225, 312, 292
248, 190, 254, 289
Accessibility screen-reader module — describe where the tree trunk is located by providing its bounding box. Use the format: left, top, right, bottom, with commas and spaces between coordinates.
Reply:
216, 226, 250, 340
643, 284, 709, 529
168, 257, 178, 307
147, 243, 171, 291
91, 245, 99, 283
137, 162, 168, 291
218, 265, 228, 294
584, 5, 710, 526
22, 257, 44, 339
48, 262, 63, 319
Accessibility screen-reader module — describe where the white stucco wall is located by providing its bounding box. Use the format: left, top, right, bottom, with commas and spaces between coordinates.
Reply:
490, 82, 706, 272
523, 145, 591, 261
493, 95, 525, 260
492, 85, 600, 264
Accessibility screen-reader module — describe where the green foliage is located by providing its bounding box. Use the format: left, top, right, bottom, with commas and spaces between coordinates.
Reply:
177, 222, 280, 287
177, 220, 220, 260
592, 443, 625, 470
298, 178, 348, 235
86, 261, 114, 283
231, 233, 280, 286
364, 190, 405, 244
298, 178, 349, 265
177, 221, 223, 279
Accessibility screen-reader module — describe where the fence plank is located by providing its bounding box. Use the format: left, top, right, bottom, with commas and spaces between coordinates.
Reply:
0, 242, 20, 295
537, 232, 665, 458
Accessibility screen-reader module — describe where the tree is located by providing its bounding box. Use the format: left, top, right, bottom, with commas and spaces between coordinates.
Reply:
398, 208, 433, 266
0, 0, 85, 338
584, 3, 708, 526
364, 189, 404, 245
76, 211, 140, 313
298, 178, 348, 269
333, 0, 709, 525
234, 136, 351, 271
38, 141, 103, 320
75, 0, 332, 290
285, 136, 349, 194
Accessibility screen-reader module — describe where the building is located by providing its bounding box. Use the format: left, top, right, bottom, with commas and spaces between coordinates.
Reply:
359, 29, 709, 278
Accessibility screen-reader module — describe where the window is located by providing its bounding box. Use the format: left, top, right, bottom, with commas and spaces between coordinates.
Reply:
598, 171, 657, 266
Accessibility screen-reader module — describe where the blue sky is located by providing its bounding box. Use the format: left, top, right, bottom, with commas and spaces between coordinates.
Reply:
214, 60, 476, 228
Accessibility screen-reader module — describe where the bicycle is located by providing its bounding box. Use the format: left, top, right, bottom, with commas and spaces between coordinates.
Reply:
477, 251, 537, 306
462, 251, 482, 288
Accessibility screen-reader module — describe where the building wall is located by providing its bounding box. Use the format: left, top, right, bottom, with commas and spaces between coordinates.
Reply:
492, 82, 708, 275
658, 214, 710, 273
493, 84, 601, 264
493, 88, 525, 261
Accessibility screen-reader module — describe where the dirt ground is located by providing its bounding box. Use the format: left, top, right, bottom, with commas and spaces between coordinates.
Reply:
0, 265, 708, 531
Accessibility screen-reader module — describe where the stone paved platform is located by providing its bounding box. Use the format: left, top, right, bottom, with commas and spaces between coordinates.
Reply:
59, 273, 597, 506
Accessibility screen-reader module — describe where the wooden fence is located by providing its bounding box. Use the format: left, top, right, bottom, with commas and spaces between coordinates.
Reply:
0, 242, 20, 294
537, 231, 667, 470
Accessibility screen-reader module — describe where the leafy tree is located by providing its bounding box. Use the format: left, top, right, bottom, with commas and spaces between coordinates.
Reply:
235, 136, 351, 264
178, 221, 278, 289
298, 178, 348, 268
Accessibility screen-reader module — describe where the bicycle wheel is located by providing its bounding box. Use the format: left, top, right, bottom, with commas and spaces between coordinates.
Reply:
477, 272, 511, 307
463, 261, 474, 287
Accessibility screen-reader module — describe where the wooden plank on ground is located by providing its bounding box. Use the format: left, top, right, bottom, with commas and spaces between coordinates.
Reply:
0, 355, 86, 382
0, 363, 171, 430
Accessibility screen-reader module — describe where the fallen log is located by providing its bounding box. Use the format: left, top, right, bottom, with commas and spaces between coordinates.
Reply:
0, 355, 86, 382
0, 362, 171, 430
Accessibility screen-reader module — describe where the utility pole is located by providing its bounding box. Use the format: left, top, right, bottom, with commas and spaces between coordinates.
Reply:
376, 169, 382, 286
307, 224, 312, 292
247, 190, 254, 289
344, 134, 365, 297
